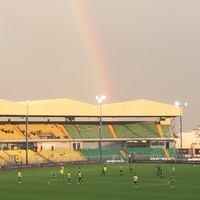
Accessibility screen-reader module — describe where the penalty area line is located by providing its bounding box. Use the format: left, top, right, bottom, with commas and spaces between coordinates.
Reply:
47, 179, 68, 186
138, 179, 170, 188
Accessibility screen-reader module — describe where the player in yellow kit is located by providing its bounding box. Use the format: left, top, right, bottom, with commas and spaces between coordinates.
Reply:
103, 166, 107, 176
60, 167, 64, 179
172, 165, 175, 175
77, 170, 84, 184
133, 174, 138, 188
67, 171, 71, 184
18, 170, 23, 183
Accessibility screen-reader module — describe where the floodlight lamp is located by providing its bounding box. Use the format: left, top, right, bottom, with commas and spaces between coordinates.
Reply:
175, 101, 180, 106
97, 98, 103, 104
101, 95, 106, 100
96, 95, 106, 104
175, 101, 188, 107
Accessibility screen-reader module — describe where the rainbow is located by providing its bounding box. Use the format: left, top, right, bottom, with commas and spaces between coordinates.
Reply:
69, 0, 114, 102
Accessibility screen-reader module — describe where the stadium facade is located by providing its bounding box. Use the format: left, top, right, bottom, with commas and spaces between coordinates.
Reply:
0, 98, 187, 166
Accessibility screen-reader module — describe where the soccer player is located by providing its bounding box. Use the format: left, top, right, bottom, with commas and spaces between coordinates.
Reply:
156, 165, 161, 176
128, 154, 131, 163
103, 165, 107, 176
159, 168, 164, 179
101, 166, 104, 176
61, 166, 64, 172
16, 157, 19, 165
60, 167, 64, 179
129, 164, 133, 174
133, 174, 138, 188
119, 166, 123, 176
172, 165, 175, 175
77, 170, 84, 184
170, 175, 175, 188
67, 171, 71, 184
77, 165, 81, 170
17, 170, 22, 183
51, 169, 56, 180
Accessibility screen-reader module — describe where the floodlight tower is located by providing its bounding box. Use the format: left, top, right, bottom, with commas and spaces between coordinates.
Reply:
175, 101, 188, 161
96, 95, 106, 161
25, 100, 30, 165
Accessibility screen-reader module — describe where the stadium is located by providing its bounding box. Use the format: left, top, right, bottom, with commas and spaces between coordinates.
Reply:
1, 98, 200, 200
0, 97, 188, 166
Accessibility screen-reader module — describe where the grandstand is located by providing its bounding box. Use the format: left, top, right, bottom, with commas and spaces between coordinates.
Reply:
0, 98, 182, 166
0, 121, 178, 165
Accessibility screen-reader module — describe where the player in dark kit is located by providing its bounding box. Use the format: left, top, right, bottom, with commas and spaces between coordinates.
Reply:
51, 169, 56, 180
119, 166, 123, 176
170, 175, 175, 188
101, 166, 104, 176
129, 165, 133, 174
156, 165, 161, 176
159, 168, 164, 179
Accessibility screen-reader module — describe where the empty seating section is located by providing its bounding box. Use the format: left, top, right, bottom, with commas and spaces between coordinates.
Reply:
161, 125, 171, 138
72, 124, 113, 139
124, 147, 165, 158
113, 124, 138, 138
124, 147, 144, 154
114, 122, 159, 138
16, 124, 40, 139
0, 124, 25, 140
80, 148, 99, 160
15, 124, 26, 137
137, 123, 159, 137
16, 124, 68, 139
81, 147, 167, 160
102, 125, 113, 138
64, 124, 81, 139
0, 122, 173, 140
56, 124, 71, 138
1, 147, 174, 164
0, 150, 9, 165
80, 148, 123, 160
27, 150, 46, 164
48, 124, 68, 138
1, 149, 85, 164
39, 149, 85, 162
168, 148, 178, 159
0, 157, 5, 166
75, 124, 100, 138
150, 148, 165, 158
3, 149, 45, 164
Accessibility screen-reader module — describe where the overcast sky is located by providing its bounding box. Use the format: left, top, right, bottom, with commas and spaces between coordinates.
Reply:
0, 0, 200, 131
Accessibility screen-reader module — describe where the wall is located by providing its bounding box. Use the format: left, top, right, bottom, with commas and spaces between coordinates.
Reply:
82, 141, 123, 149
37, 141, 71, 150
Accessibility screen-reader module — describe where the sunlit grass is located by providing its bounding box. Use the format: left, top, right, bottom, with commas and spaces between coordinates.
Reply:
0, 163, 199, 200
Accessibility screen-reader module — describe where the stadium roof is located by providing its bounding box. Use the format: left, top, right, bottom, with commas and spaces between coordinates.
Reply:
0, 98, 180, 118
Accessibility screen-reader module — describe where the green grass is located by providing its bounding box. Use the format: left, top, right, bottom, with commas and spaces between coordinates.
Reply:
0, 163, 199, 200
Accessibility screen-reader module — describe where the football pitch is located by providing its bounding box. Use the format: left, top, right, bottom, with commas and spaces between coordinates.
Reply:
0, 163, 199, 200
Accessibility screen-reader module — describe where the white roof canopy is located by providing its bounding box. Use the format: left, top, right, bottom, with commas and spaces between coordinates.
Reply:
0, 98, 180, 118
